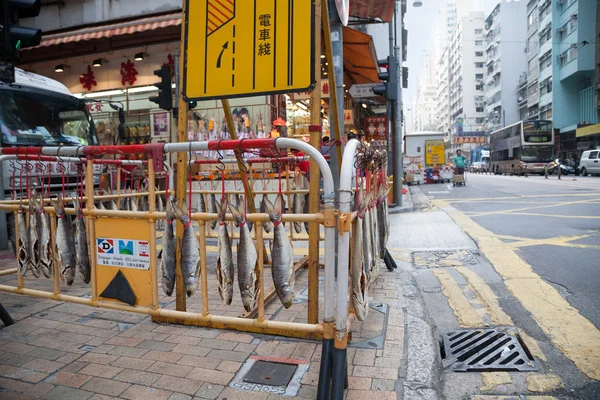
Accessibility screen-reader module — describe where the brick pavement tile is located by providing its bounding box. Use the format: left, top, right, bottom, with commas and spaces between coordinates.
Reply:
198, 338, 237, 351
352, 349, 377, 367
300, 371, 319, 385
107, 345, 150, 358
84, 337, 107, 347
78, 363, 124, 379
347, 376, 372, 390
291, 342, 317, 361
0, 342, 36, 355
148, 361, 194, 378
81, 377, 131, 397
23, 381, 54, 398
24, 348, 66, 361
270, 342, 298, 358
180, 329, 220, 339
233, 343, 257, 353
88, 394, 120, 400
120, 385, 173, 400
253, 341, 278, 356
43, 385, 94, 400
0, 352, 35, 367
167, 393, 192, 400
105, 336, 144, 347
374, 357, 402, 369
55, 352, 81, 365
0, 376, 34, 393
195, 382, 224, 399
152, 325, 190, 335
372, 378, 397, 391
137, 339, 177, 352
21, 359, 64, 374
346, 390, 397, 400
45, 371, 92, 388
351, 366, 398, 380
153, 375, 203, 396
187, 367, 234, 386
114, 368, 162, 386
217, 387, 270, 400
143, 350, 185, 363
111, 355, 155, 370
88, 344, 115, 354
172, 344, 212, 357
206, 349, 250, 362
297, 384, 317, 399
383, 341, 403, 357
217, 360, 242, 373
385, 326, 404, 342
119, 330, 171, 341
164, 335, 203, 346
78, 353, 120, 365
177, 355, 221, 369
60, 361, 87, 373
215, 332, 254, 343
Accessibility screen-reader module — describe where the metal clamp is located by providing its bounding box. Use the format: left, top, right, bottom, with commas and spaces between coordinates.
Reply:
337, 212, 352, 236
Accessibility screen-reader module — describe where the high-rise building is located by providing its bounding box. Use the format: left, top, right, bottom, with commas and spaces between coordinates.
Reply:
448, 12, 487, 142
484, 0, 528, 132
524, 0, 540, 120
435, 47, 450, 135
415, 52, 438, 131
537, 0, 554, 121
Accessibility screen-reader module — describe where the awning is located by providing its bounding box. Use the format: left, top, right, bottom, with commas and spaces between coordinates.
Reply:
35, 13, 181, 48
576, 123, 600, 138
350, 0, 396, 23
342, 26, 380, 85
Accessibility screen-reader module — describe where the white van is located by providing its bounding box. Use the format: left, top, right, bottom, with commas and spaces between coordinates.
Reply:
579, 150, 600, 176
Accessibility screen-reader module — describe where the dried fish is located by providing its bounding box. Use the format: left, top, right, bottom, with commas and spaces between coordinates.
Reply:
229, 196, 259, 312
173, 202, 200, 297
260, 195, 273, 234
264, 195, 295, 308
198, 193, 207, 213
160, 202, 176, 296
28, 196, 41, 278
74, 199, 91, 284
303, 193, 310, 233
208, 193, 217, 229
53, 196, 77, 286
35, 195, 53, 279
216, 199, 234, 305
16, 204, 29, 276
352, 186, 369, 321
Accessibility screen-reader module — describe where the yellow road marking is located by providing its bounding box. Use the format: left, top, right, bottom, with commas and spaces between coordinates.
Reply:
494, 212, 600, 220
432, 269, 484, 328
526, 374, 563, 392
480, 372, 512, 391
434, 199, 600, 380
497, 234, 600, 250
471, 397, 558, 400
467, 198, 599, 218
518, 328, 547, 362
455, 267, 512, 326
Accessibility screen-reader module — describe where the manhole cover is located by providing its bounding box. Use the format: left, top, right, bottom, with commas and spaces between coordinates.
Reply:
243, 360, 298, 387
441, 327, 538, 372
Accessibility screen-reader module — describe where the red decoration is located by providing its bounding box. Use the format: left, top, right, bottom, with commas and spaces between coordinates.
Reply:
120, 59, 138, 86
79, 65, 97, 91
163, 54, 175, 79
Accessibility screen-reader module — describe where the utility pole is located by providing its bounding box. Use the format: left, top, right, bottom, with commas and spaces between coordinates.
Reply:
328, 0, 344, 191
394, 2, 403, 206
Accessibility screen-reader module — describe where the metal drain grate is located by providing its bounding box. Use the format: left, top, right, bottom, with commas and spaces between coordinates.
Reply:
441, 328, 538, 372
243, 360, 298, 387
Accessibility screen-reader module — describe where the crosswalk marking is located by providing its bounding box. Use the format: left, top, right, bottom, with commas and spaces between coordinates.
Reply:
435, 199, 600, 381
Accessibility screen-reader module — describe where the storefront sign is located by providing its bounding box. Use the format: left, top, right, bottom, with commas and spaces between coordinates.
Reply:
343, 109, 354, 126
577, 141, 590, 150
292, 80, 331, 101
365, 116, 388, 143
152, 113, 170, 137
453, 137, 487, 144
425, 140, 445, 166
184, 0, 314, 100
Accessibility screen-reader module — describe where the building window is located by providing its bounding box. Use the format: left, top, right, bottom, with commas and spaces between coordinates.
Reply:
475, 29, 483, 34
475, 40, 483, 46
475, 73, 484, 79
476, 107, 484, 112
476, 84, 484, 90
475, 51, 484, 57
475, 62, 484, 68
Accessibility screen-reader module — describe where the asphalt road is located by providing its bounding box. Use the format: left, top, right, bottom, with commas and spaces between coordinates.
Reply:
421, 173, 600, 329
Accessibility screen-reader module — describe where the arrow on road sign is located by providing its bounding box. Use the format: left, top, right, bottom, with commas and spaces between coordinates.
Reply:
349, 83, 379, 98
216, 41, 229, 69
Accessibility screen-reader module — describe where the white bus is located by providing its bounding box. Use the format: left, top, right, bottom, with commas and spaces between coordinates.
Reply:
490, 120, 554, 175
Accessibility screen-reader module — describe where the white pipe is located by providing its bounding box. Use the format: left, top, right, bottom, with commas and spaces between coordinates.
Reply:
275, 138, 336, 323
164, 142, 210, 153
187, 156, 310, 166
336, 138, 362, 338
0, 155, 82, 163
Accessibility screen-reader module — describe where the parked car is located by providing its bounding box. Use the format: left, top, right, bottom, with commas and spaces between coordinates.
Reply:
470, 162, 483, 173
557, 159, 577, 175
579, 150, 600, 176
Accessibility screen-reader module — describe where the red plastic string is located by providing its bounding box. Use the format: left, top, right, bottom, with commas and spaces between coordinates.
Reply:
221, 171, 226, 203
188, 165, 192, 219
278, 167, 282, 195
243, 171, 248, 221
61, 164, 65, 199
164, 170, 169, 204
11, 167, 15, 201
262, 170, 269, 190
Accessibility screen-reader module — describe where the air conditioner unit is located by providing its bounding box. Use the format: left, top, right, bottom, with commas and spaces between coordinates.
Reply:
571, 13, 578, 20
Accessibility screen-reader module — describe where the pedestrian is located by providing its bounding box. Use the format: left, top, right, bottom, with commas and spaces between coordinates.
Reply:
556, 159, 562, 180
452, 149, 466, 177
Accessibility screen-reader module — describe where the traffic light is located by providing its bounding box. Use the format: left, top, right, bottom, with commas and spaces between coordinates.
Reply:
1, 0, 42, 61
149, 65, 173, 111
373, 56, 398, 101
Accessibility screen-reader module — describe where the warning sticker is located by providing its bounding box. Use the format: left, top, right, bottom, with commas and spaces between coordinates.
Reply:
97, 238, 151, 270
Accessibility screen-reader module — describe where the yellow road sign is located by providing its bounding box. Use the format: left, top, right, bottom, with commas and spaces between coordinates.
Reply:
184, 0, 315, 100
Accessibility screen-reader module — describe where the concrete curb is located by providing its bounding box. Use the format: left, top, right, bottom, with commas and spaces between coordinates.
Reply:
388, 185, 415, 214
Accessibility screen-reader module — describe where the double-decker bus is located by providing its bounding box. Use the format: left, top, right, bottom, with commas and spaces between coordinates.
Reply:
490, 120, 554, 175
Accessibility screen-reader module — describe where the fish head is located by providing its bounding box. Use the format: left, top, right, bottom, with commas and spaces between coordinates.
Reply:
278, 284, 295, 309
172, 201, 190, 225
227, 201, 245, 227
357, 185, 368, 216
165, 200, 176, 222
264, 194, 282, 223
